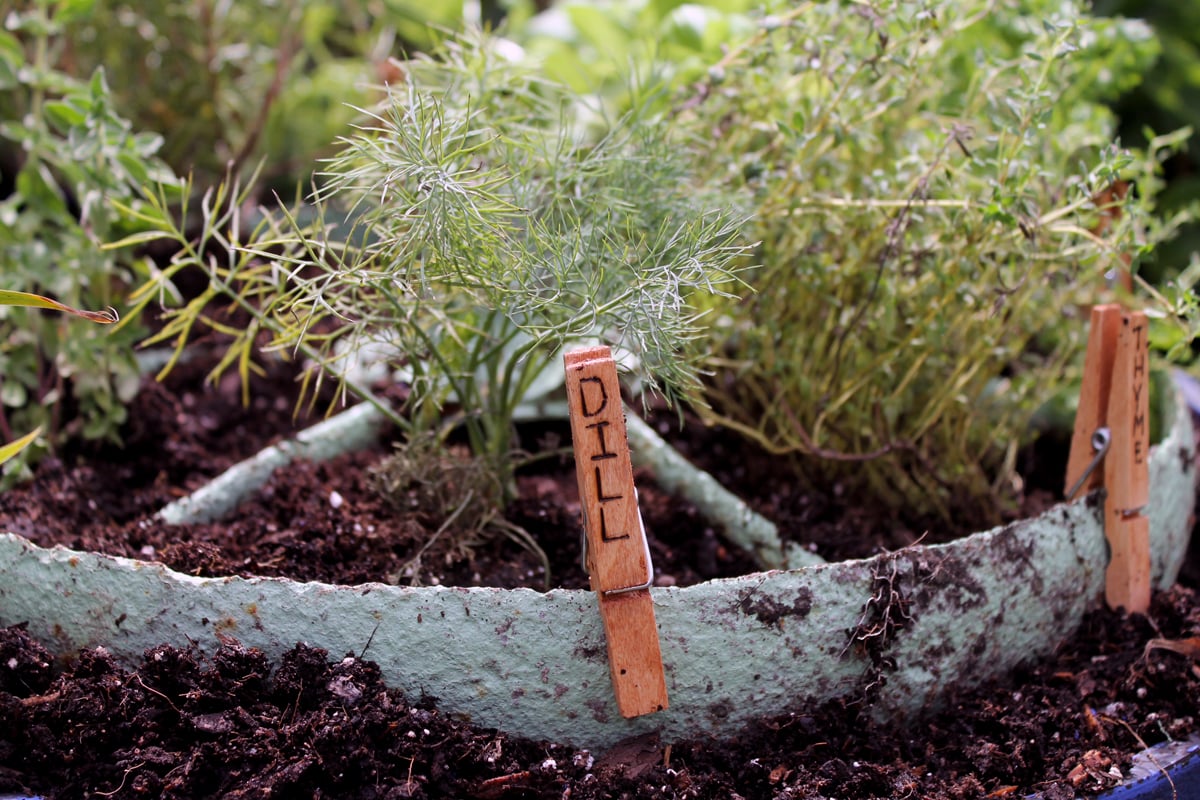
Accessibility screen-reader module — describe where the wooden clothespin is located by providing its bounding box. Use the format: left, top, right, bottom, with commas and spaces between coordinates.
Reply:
564, 345, 669, 718
1064, 304, 1151, 613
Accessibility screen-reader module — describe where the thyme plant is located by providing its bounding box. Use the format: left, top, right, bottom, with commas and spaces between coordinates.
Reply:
676, 0, 1171, 523
123, 35, 748, 505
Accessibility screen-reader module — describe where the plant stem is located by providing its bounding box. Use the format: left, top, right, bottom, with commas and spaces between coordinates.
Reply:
204, 263, 409, 431
623, 410, 825, 570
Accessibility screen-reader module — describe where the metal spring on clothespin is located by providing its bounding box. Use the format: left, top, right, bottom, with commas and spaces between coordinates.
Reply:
1065, 427, 1111, 502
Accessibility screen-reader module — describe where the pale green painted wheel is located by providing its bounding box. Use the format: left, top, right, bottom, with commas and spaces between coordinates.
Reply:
0, 390, 1193, 749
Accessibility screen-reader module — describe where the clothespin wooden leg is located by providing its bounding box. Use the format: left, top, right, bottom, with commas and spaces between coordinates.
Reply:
1065, 305, 1152, 613
1102, 311, 1150, 614
1064, 304, 1121, 499
565, 346, 669, 718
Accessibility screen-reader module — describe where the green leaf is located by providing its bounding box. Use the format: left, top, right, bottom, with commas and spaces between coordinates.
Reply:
0, 61, 17, 92
0, 290, 120, 323
115, 151, 151, 186
89, 68, 109, 99
53, 0, 98, 24
0, 31, 23, 63
5, 10, 55, 37
43, 100, 87, 131
15, 162, 69, 219
101, 229, 177, 250
983, 203, 1017, 227
0, 381, 26, 407
566, 5, 629, 57
0, 427, 41, 467
663, 7, 707, 51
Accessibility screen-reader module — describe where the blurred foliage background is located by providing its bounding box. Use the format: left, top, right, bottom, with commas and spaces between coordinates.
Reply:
1094, 0, 1200, 286
53, 0, 386, 189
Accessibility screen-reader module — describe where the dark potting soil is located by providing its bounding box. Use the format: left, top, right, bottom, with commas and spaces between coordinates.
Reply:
2, 353, 1200, 798
0, 355, 759, 590
2, 588, 1199, 799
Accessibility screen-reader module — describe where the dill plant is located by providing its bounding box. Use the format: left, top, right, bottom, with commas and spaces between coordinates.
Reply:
676, 0, 1172, 523
124, 35, 748, 507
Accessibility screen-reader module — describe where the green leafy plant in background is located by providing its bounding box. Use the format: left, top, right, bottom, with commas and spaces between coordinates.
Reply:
1121, 127, 1200, 364
502, 0, 759, 105
1087, 0, 1200, 368
664, 0, 1172, 524
44, 0, 373, 187
116, 35, 747, 550
1093, 0, 1200, 287
43, 0, 478, 190
0, 3, 176, 484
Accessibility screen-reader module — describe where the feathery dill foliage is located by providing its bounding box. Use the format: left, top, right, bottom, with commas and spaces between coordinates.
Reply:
131, 36, 748, 498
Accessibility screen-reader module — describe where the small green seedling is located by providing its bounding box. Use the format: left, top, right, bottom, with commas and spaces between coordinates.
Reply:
0, 291, 118, 467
